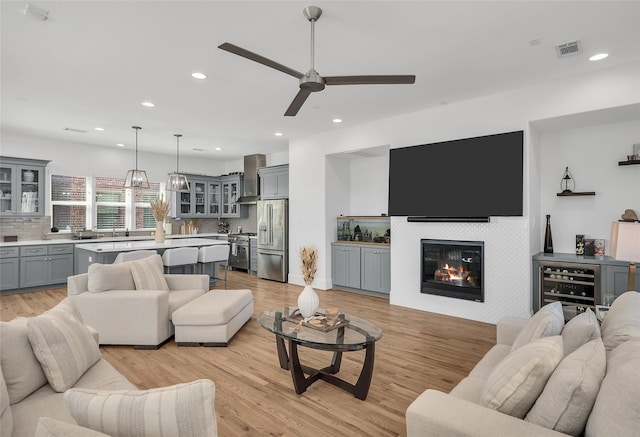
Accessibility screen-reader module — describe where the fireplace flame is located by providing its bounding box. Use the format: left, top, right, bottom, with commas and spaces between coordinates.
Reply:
436, 264, 471, 282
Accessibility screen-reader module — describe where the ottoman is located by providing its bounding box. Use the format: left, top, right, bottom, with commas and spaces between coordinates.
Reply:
172, 289, 254, 346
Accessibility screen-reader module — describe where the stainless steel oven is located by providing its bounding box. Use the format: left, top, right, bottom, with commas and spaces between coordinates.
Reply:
227, 233, 255, 270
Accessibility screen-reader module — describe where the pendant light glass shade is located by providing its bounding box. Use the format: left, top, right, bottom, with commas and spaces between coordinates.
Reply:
123, 126, 150, 189
166, 133, 190, 192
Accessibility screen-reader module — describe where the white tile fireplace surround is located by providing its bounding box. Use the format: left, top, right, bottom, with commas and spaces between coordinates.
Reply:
389, 216, 531, 324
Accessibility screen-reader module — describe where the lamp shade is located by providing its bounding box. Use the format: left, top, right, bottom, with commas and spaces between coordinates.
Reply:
167, 173, 190, 192
123, 126, 150, 189
610, 221, 640, 262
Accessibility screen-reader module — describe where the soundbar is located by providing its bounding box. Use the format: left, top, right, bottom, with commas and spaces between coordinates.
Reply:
407, 217, 490, 223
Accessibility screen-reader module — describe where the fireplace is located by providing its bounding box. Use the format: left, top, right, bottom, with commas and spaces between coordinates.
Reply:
421, 239, 484, 302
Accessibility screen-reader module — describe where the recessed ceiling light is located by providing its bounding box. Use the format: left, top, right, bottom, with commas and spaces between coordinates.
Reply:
274, 132, 283, 136
94, 127, 104, 131
191, 72, 207, 80
141, 101, 155, 107
589, 53, 609, 61
116, 143, 125, 147
332, 118, 343, 123
192, 147, 208, 152
214, 147, 223, 151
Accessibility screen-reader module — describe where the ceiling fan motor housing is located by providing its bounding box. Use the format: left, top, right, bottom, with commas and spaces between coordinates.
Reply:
300, 70, 325, 91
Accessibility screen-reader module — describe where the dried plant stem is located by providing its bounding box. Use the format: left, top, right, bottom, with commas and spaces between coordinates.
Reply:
150, 197, 170, 222
300, 247, 317, 286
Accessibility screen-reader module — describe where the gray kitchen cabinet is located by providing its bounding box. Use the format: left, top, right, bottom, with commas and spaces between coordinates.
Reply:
332, 243, 361, 289
0, 156, 49, 217
258, 165, 289, 199
361, 247, 391, 294
19, 244, 74, 288
221, 174, 247, 218
604, 264, 640, 299
250, 237, 257, 274
0, 247, 19, 291
174, 176, 220, 218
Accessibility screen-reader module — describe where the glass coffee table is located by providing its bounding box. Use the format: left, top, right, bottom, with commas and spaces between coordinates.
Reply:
259, 307, 383, 400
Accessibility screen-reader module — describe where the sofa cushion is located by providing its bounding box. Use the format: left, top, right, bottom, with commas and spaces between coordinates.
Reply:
65, 379, 217, 437
0, 316, 48, 404
480, 336, 563, 419
45, 297, 85, 323
0, 369, 12, 437
449, 376, 486, 404
168, 289, 207, 320
585, 337, 640, 437
468, 344, 511, 380
525, 337, 605, 436
512, 302, 564, 351
561, 308, 601, 356
600, 290, 640, 352
130, 254, 169, 291
36, 417, 109, 437
87, 262, 135, 292
27, 311, 101, 392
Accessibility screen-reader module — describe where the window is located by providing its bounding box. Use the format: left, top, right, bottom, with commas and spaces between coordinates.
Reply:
50, 174, 163, 232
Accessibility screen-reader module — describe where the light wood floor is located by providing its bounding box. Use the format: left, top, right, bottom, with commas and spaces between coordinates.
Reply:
1, 270, 496, 437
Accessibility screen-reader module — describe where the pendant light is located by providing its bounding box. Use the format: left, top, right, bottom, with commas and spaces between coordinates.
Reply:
166, 133, 190, 192
123, 126, 150, 189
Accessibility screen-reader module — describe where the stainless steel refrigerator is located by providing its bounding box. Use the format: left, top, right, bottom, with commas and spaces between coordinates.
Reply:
257, 199, 288, 282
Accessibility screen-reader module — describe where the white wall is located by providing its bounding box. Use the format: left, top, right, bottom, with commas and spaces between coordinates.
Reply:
350, 155, 389, 215
288, 62, 640, 323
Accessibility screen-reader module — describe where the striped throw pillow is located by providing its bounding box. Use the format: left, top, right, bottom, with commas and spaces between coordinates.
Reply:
27, 311, 101, 392
130, 254, 169, 291
65, 379, 217, 437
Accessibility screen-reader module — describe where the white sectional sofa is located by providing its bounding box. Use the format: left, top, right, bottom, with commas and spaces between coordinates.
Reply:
406, 291, 640, 437
0, 297, 217, 437
67, 254, 208, 348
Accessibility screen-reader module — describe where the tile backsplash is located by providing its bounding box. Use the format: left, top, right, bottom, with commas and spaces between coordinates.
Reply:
0, 216, 51, 242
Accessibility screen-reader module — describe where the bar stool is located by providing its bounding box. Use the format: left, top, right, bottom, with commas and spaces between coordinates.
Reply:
161, 247, 199, 274
198, 244, 230, 288
113, 250, 157, 263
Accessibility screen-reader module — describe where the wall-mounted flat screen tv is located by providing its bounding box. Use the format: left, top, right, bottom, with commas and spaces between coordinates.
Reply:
388, 131, 523, 219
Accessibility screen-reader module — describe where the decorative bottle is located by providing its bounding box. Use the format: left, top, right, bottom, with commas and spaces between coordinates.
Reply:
544, 214, 554, 254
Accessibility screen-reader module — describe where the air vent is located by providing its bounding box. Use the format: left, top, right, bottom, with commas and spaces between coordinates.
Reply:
63, 127, 87, 133
556, 40, 582, 58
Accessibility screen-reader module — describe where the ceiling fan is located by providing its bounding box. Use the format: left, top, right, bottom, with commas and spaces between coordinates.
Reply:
218, 5, 416, 116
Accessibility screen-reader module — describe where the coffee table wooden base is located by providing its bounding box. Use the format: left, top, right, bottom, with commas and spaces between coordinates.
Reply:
274, 336, 375, 400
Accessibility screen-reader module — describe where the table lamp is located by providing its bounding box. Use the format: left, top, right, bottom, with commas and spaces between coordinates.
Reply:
610, 221, 640, 290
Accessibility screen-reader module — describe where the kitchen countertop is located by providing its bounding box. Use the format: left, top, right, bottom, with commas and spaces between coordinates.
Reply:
75, 238, 227, 253
0, 233, 228, 247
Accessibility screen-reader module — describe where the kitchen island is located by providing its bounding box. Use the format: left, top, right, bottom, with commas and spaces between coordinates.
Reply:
74, 238, 227, 274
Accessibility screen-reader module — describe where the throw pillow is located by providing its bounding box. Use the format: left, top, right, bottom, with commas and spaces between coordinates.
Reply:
480, 336, 563, 419
585, 338, 640, 437
512, 301, 564, 351
35, 417, 109, 437
525, 337, 606, 436
561, 308, 601, 356
130, 254, 169, 291
65, 379, 217, 437
600, 290, 640, 352
27, 311, 101, 392
0, 317, 48, 404
45, 296, 84, 324
0, 369, 12, 437
87, 262, 135, 292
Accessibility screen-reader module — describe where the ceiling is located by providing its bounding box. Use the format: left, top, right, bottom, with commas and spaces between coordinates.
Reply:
2, 1, 639, 161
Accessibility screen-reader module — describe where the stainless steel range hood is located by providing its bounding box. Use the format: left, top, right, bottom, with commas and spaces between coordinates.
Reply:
236, 154, 266, 204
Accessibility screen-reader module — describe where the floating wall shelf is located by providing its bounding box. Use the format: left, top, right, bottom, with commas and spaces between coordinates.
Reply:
618, 160, 640, 166
557, 191, 596, 197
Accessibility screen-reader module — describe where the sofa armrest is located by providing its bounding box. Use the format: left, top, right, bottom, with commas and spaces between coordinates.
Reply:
165, 274, 209, 292
407, 389, 566, 437
496, 316, 528, 346
67, 273, 89, 295
70, 289, 171, 346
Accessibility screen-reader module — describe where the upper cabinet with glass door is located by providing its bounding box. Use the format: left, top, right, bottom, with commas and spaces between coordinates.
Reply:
221, 174, 246, 218
172, 175, 222, 218
0, 157, 50, 217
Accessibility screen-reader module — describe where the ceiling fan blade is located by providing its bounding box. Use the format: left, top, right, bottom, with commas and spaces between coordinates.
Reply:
324, 75, 416, 86
218, 43, 304, 79
284, 89, 312, 116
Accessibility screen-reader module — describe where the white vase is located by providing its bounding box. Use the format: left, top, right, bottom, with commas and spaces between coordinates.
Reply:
154, 221, 165, 243
297, 285, 319, 318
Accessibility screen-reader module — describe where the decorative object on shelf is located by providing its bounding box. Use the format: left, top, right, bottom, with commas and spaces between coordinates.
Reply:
610, 221, 640, 290
560, 166, 575, 194
150, 196, 170, 243
22, 170, 35, 182
297, 246, 319, 318
166, 134, 190, 192
123, 126, 150, 189
544, 214, 553, 254
621, 208, 639, 222
575, 234, 585, 255
594, 239, 605, 256
634, 143, 640, 159
584, 239, 595, 256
